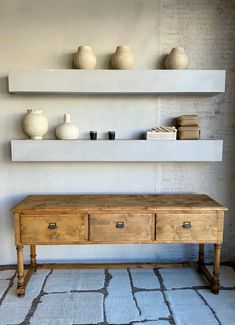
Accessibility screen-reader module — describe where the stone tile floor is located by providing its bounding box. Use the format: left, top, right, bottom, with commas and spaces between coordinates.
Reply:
0, 266, 235, 325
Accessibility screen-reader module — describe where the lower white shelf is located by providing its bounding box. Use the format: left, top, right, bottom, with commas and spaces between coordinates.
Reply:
11, 140, 223, 162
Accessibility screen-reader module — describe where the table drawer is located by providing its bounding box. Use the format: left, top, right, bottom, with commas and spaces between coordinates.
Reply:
20, 214, 87, 244
156, 212, 219, 243
89, 213, 154, 242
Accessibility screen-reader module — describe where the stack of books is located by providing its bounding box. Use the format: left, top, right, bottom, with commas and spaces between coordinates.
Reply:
145, 127, 177, 140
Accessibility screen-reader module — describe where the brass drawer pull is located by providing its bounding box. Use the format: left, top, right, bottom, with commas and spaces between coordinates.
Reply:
116, 221, 125, 229
48, 223, 57, 230
183, 221, 192, 229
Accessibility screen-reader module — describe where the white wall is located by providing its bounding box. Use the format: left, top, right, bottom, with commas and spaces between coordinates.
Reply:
0, 0, 234, 264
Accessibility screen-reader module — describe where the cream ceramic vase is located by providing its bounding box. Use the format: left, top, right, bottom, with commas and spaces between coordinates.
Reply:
165, 47, 189, 69
111, 45, 134, 69
73, 45, 96, 69
23, 109, 48, 140
55, 114, 79, 140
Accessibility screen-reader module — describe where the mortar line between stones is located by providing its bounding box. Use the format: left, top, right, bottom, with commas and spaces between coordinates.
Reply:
154, 269, 176, 325
157, 286, 235, 291
195, 289, 222, 325
20, 269, 53, 325
72, 322, 118, 325
133, 287, 163, 292
43, 288, 105, 294
102, 269, 112, 325
130, 318, 170, 324
169, 285, 210, 290
70, 288, 107, 293
127, 268, 142, 317
215, 287, 235, 290
0, 271, 16, 305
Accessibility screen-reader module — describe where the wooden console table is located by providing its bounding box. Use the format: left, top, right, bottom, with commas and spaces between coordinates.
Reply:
12, 194, 227, 296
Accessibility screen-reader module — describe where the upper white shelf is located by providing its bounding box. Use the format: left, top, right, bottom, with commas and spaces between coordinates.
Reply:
11, 140, 223, 162
8, 69, 226, 95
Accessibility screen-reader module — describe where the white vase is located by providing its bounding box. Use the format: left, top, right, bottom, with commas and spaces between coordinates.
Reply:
165, 47, 189, 69
55, 114, 79, 140
73, 45, 96, 69
111, 45, 134, 69
22, 109, 48, 140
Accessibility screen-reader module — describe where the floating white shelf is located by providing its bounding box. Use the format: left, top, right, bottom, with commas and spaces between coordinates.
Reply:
11, 140, 223, 162
8, 69, 225, 95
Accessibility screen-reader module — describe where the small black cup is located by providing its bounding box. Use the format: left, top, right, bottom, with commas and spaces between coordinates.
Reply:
108, 131, 115, 140
90, 131, 97, 140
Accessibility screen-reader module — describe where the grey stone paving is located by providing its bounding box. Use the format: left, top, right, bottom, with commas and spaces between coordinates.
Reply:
0, 270, 15, 280
199, 290, 235, 325
105, 269, 140, 324
0, 265, 234, 325
44, 269, 105, 292
0, 270, 50, 325
30, 292, 104, 325
165, 289, 218, 325
135, 291, 169, 320
159, 267, 207, 289
130, 269, 161, 289
0, 280, 10, 299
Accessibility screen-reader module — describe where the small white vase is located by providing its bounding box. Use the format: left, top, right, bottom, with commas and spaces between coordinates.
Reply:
73, 45, 96, 69
22, 109, 48, 140
111, 45, 134, 69
55, 114, 79, 140
165, 47, 189, 69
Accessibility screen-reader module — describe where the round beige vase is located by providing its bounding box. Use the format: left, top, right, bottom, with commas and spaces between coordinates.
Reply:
111, 45, 134, 69
22, 109, 48, 140
165, 47, 189, 69
55, 114, 79, 140
73, 45, 96, 69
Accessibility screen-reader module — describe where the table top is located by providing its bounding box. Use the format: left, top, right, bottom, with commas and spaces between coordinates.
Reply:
12, 194, 227, 212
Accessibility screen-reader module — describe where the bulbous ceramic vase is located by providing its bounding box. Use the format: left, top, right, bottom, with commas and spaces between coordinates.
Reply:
22, 109, 48, 140
165, 47, 189, 69
73, 45, 96, 69
55, 114, 79, 140
111, 45, 134, 69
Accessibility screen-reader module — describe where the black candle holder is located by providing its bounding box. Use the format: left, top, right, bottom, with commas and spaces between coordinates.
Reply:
108, 131, 115, 140
90, 131, 97, 140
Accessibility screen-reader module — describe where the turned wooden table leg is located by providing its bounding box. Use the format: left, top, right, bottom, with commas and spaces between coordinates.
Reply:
212, 243, 221, 294
30, 245, 37, 272
16, 245, 25, 297
198, 243, 205, 272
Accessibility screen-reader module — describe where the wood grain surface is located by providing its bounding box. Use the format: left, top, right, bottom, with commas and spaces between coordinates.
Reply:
155, 212, 219, 243
12, 194, 227, 212
20, 214, 87, 244
89, 213, 154, 242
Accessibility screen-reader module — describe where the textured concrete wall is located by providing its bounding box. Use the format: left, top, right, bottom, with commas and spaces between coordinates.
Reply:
0, 0, 234, 264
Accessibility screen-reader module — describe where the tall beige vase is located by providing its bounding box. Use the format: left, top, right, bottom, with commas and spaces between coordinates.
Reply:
73, 45, 96, 69
111, 45, 134, 69
165, 47, 189, 69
